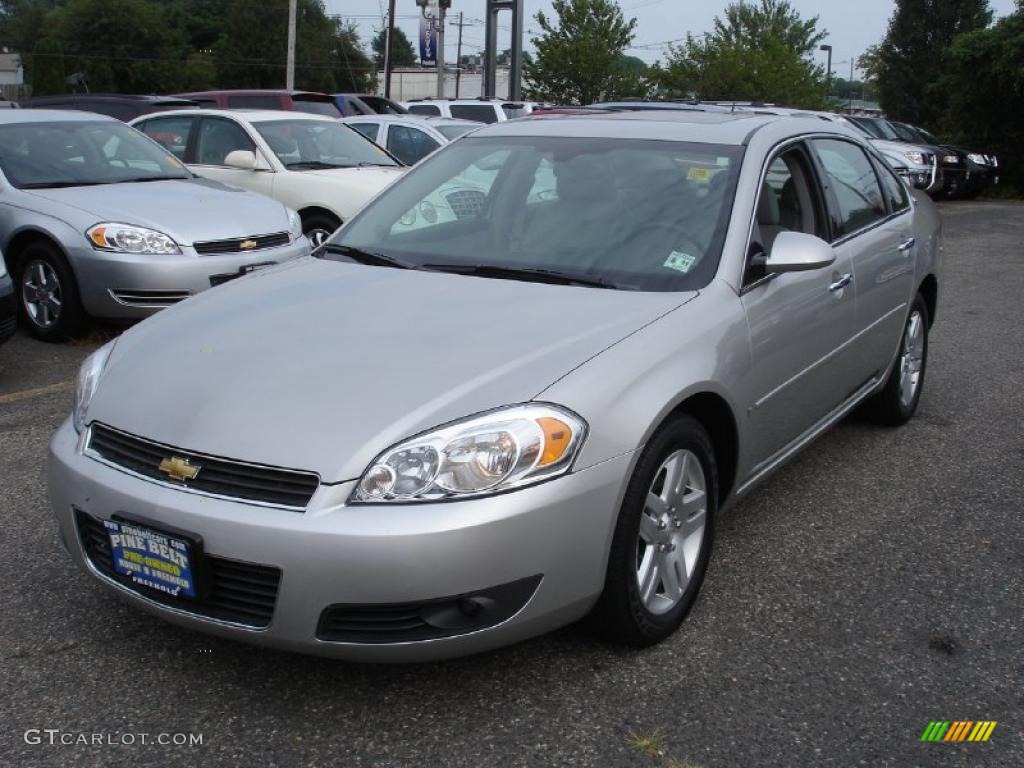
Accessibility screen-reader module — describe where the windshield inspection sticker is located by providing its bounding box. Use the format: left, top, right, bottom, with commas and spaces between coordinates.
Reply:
664, 251, 697, 273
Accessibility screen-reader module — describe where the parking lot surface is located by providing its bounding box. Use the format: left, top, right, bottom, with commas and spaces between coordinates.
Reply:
1, 201, 1022, 767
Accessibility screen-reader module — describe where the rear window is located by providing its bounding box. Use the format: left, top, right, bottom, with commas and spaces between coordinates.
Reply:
449, 104, 499, 123
292, 97, 342, 117
407, 104, 442, 117
435, 123, 475, 141
227, 94, 282, 110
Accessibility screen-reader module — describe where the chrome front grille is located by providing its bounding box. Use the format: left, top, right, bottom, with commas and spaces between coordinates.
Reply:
193, 232, 290, 255
87, 423, 320, 510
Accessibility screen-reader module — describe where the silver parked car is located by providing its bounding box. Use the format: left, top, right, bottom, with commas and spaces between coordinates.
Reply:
0, 110, 309, 341
49, 111, 941, 661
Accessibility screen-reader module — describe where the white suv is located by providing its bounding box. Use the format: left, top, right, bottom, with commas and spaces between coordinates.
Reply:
401, 99, 536, 124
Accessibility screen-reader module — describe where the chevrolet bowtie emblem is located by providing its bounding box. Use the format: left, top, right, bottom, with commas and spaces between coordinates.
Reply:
239, 239, 258, 251
158, 456, 201, 482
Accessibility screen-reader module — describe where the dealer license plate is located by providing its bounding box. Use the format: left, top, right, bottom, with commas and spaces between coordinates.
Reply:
104, 519, 197, 599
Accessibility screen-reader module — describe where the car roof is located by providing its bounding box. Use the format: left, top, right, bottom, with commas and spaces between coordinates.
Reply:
22, 93, 194, 104
0, 108, 117, 124
341, 114, 474, 126
175, 89, 330, 98
130, 108, 336, 123
475, 110, 789, 144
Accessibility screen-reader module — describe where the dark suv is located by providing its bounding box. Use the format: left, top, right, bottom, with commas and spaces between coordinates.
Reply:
18, 93, 199, 122
890, 122, 998, 199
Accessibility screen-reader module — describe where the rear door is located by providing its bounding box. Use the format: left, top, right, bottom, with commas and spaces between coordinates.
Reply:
810, 138, 914, 385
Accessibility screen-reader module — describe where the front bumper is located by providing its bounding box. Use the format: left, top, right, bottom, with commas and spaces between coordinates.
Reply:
48, 418, 631, 661
0, 271, 15, 345
71, 238, 310, 320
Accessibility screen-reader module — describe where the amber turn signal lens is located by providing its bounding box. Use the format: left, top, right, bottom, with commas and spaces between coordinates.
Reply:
537, 417, 572, 467
88, 227, 108, 248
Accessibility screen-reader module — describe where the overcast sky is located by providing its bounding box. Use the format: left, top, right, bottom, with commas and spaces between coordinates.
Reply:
325, 0, 1018, 79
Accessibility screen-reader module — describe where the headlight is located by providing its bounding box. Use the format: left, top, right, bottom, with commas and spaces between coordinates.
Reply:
942, 154, 959, 164
287, 209, 303, 241
903, 151, 924, 165
0, 253, 7, 278
967, 153, 987, 165
87, 223, 180, 255
73, 340, 116, 432
351, 404, 587, 503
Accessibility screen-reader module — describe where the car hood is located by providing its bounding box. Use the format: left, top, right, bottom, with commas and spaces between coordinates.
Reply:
25, 178, 290, 244
89, 258, 693, 482
870, 138, 931, 167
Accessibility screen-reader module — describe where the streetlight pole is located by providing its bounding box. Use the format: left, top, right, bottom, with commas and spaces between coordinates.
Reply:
286, 0, 297, 90
436, 2, 448, 99
819, 44, 832, 101
384, 0, 396, 98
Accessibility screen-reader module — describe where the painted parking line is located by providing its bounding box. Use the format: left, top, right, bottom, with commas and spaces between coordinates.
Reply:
0, 381, 73, 404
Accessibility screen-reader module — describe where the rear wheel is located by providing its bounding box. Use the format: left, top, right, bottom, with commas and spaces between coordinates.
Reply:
591, 415, 717, 646
301, 213, 341, 248
863, 293, 929, 425
16, 242, 87, 342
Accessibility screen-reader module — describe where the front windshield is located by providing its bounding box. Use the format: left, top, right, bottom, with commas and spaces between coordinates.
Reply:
868, 118, 901, 141
331, 136, 742, 292
435, 123, 476, 141
253, 119, 399, 169
0, 120, 190, 188
888, 122, 921, 143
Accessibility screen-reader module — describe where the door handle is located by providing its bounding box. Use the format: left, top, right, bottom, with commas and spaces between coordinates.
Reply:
829, 273, 852, 292
898, 237, 916, 254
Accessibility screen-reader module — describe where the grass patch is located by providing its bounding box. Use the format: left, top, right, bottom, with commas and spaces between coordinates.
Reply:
626, 729, 666, 758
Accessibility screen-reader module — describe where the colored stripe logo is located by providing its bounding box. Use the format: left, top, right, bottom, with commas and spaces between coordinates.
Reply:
921, 721, 997, 742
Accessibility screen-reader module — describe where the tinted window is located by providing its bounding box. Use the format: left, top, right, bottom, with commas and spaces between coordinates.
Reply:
873, 156, 910, 213
334, 136, 743, 292
407, 104, 442, 116
138, 116, 196, 160
227, 94, 282, 109
349, 123, 380, 141
812, 139, 887, 237
195, 118, 255, 165
435, 123, 475, 141
449, 104, 498, 123
292, 97, 342, 117
386, 124, 440, 165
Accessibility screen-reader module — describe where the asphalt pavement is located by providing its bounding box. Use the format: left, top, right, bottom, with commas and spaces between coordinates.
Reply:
1, 201, 1021, 768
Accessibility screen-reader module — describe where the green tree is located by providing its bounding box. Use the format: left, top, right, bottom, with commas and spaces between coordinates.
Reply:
523, 0, 638, 105
371, 26, 416, 69
658, 0, 827, 107
941, 7, 1024, 191
873, 0, 992, 126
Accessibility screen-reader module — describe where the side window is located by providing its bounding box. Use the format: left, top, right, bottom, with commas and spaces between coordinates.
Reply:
227, 94, 282, 110
747, 147, 822, 285
386, 125, 440, 165
811, 139, 887, 238
872, 155, 910, 213
195, 118, 255, 166
449, 104, 499, 123
349, 123, 380, 141
407, 104, 441, 117
138, 116, 195, 160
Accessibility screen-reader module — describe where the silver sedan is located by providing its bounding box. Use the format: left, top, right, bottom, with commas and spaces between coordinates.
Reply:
49, 110, 941, 661
0, 110, 309, 341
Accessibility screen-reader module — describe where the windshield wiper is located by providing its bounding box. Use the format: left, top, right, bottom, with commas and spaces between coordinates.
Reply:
318, 243, 416, 269
20, 181, 105, 189
105, 176, 181, 184
422, 263, 620, 289
284, 160, 348, 170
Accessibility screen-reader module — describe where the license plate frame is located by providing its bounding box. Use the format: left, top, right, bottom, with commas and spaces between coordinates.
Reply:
104, 515, 208, 601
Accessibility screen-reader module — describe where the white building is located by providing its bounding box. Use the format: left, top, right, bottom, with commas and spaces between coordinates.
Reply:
378, 66, 512, 101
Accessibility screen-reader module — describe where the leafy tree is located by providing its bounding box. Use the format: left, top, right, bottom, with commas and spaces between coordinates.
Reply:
941, 7, 1024, 191
657, 0, 827, 107
523, 0, 638, 105
873, 0, 992, 126
371, 26, 416, 69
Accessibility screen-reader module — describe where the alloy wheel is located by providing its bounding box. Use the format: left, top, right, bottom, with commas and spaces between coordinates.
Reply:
636, 449, 708, 615
21, 259, 63, 329
899, 310, 925, 407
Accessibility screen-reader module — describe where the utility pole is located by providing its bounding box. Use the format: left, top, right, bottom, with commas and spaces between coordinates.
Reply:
454, 12, 464, 98
384, 0, 396, 98
819, 44, 832, 101
286, 0, 297, 90
849, 56, 855, 111
436, 1, 450, 99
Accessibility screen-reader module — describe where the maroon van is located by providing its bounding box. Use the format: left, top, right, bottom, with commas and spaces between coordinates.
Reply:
174, 90, 341, 117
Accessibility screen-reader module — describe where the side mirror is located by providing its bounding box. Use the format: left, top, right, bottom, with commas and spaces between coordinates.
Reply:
763, 231, 836, 273
224, 150, 261, 171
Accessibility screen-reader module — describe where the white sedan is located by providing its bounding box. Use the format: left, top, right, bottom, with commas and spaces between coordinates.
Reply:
130, 110, 405, 245
341, 115, 479, 165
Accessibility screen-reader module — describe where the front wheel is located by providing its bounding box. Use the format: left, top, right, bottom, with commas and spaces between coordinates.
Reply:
302, 213, 341, 248
591, 414, 717, 647
17, 243, 88, 342
863, 293, 929, 425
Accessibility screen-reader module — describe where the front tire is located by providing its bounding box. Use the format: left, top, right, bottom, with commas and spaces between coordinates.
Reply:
301, 213, 341, 248
591, 414, 717, 647
16, 242, 88, 342
863, 293, 929, 425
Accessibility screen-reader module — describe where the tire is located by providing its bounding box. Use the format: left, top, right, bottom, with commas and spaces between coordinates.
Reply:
862, 293, 929, 426
301, 213, 341, 248
591, 414, 717, 647
15, 241, 88, 342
